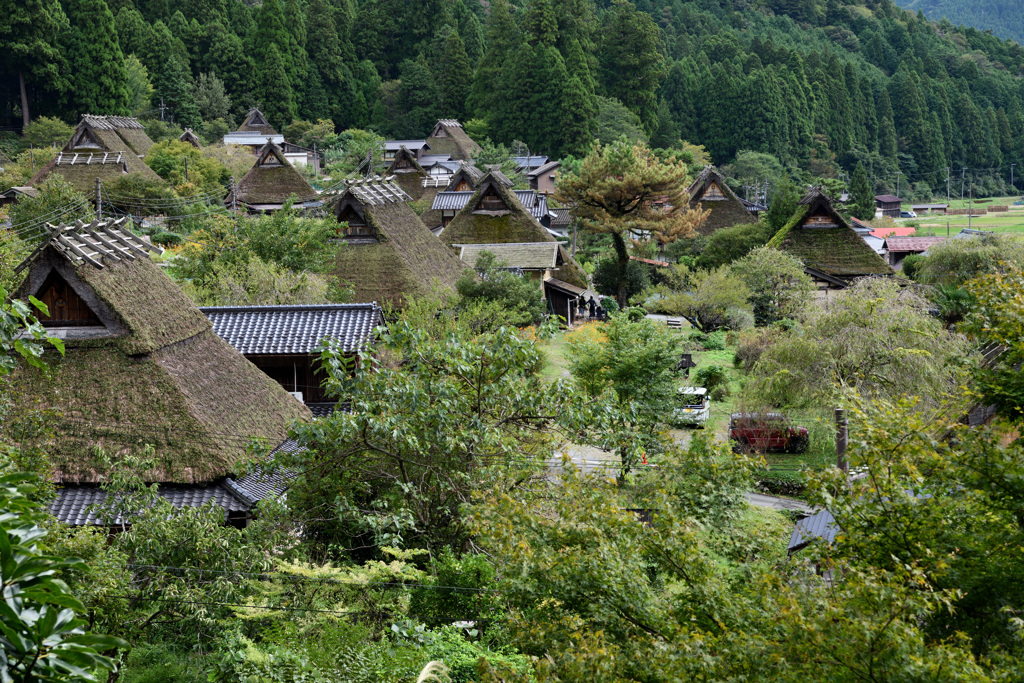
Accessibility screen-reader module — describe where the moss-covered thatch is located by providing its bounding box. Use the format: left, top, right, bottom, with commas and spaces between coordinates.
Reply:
426, 120, 481, 161
30, 115, 163, 190
8, 329, 307, 484
767, 190, 892, 279
238, 108, 278, 135
234, 141, 316, 205
330, 185, 469, 306
6, 221, 309, 484
388, 147, 429, 200
441, 173, 556, 247
687, 166, 755, 236
179, 128, 203, 148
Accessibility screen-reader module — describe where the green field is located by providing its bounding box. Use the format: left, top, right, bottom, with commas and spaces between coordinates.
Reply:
899, 195, 1024, 235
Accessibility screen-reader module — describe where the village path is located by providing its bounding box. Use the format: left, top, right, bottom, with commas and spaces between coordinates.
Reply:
547, 439, 812, 513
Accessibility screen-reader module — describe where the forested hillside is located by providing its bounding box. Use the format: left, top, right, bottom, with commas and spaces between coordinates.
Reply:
4, 0, 1024, 198
896, 0, 1024, 44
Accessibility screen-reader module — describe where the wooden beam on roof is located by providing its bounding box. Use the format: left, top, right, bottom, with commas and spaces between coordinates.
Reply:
56, 233, 104, 269
100, 222, 150, 256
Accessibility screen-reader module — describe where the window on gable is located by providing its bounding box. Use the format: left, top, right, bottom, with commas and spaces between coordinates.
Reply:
34, 272, 102, 326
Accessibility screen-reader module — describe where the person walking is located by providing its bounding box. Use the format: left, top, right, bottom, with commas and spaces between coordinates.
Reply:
588, 297, 597, 319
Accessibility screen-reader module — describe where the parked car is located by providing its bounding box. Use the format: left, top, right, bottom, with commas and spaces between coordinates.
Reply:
729, 412, 809, 453
900, 210, 918, 218
672, 387, 710, 428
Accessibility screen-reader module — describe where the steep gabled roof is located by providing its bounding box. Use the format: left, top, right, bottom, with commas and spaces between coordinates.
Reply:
232, 141, 316, 206
329, 179, 469, 306
8, 218, 309, 485
767, 189, 893, 279
238, 108, 278, 135
440, 172, 556, 247
426, 119, 481, 161
386, 145, 430, 200
179, 128, 203, 148
443, 164, 487, 191
29, 115, 162, 191
686, 165, 754, 236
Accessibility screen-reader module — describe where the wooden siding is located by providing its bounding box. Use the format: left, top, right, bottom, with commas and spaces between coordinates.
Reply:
36, 272, 101, 326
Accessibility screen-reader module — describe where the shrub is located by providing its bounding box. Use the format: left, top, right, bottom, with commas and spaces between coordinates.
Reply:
602, 296, 620, 313
150, 229, 183, 246
410, 549, 497, 627
734, 326, 787, 371
703, 331, 727, 350
710, 385, 730, 401
692, 364, 729, 390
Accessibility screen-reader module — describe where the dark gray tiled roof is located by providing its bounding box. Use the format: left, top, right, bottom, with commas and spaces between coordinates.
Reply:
307, 402, 338, 418
513, 156, 549, 170
550, 207, 571, 227
787, 509, 838, 553
201, 304, 383, 355
418, 154, 453, 166
49, 438, 304, 526
432, 191, 474, 211
527, 160, 560, 178
49, 482, 252, 526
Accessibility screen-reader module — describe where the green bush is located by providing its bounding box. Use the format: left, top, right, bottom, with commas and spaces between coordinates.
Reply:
602, 296, 620, 313
703, 331, 727, 350
424, 627, 532, 683
410, 549, 498, 627
709, 385, 730, 401
150, 229, 183, 246
693, 364, 729, 390
119, 644, 207, 683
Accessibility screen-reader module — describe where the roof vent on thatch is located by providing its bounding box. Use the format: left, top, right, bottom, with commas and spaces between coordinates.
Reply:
239, 108, 277, 134
15, 217, 159, 274
343, 175, 411, 206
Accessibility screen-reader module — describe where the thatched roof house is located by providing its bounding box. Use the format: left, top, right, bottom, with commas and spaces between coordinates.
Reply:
228, 140, 317, 212
179, 128, 203, 148
687, 166, 755, 236
29, 115, 162, 194
238, 108, 278, 135
330, 178, 469, 306
440, 172, 557, 246
767, 188, 893, 290
426, 119, 481, 161
386, 145, 429, 200
6, 218, 309, 493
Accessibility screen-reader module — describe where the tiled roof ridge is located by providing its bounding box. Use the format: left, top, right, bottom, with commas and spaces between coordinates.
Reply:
453, 241, 558, 247
200, 303, 379, 313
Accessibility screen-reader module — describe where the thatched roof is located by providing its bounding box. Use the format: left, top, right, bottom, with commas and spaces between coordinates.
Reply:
238, 108, 278, 135
687, 166, 755, 236
387, 146, 429, 200
179, 128, 203, 148
440, 172, 556, 247
232, 141, 316, 207
767, 189, 893, 280
6, 218, 309, 484
29, 115, 162, 191
329, 180, 469, 306
426, 119, 481, 161
457, 242, 563, 270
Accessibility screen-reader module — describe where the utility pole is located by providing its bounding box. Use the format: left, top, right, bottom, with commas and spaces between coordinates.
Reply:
896, 171, 901, 199
945, 167, 950, 202
229, 176, 237, 213
571, 217, 577, 258
95, 177, 102, 220
313, 142, 318, 182
969, 184, 973, 231
183, 156, 188, 182
159, 98, 166, 122
961, 167, 966, 200
836, 407, 848, 473
1011, 163, 1017, 192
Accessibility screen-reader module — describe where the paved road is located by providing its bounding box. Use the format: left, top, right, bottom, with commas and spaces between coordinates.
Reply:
744, 492, 812, 513
551, 440, 812, 515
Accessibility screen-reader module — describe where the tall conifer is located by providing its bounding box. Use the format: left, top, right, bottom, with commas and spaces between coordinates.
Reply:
466, 0, 521, 118
63, 0, 132, 116
257, 43, 295, 130
878, 89, 898, 159
850, 162, 875, 220
434, 28, 472, 120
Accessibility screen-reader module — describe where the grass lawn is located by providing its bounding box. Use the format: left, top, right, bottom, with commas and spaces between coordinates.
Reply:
895, 195, 1024, 235
537, 331, 571, 382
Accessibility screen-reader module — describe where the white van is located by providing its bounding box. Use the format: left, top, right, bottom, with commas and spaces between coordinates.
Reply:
672, 387, 710, 428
